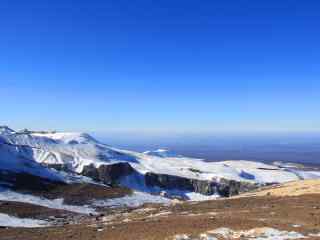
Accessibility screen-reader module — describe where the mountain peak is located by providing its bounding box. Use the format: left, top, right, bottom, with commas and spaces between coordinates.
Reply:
0, 126, 15, 135
30, 132, 97, 144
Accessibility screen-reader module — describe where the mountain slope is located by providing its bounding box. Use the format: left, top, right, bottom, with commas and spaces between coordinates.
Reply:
1, 126, 320, 199
0, 136, 63, 183
0, 128, 137, 173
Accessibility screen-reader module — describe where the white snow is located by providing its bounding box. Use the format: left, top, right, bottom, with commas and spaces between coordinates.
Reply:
243, 228, 306, 240
208, 228, 234, 238
93, 191, 171, 208
174, 227, 306, 240
208, 227, 306, 240
0, 126, 15, 135
31, 132, 97, 144
174, 234, 191, 240
184, 192, 220, 201
144, 149, 182, 158
56, 170, 106, 185
289, 170, 320, 179
0, 213, 48, 228
0, 138, 64, 182
0, 187, 96, 214
129, 156, 308, 184
309, 232, 320, 237
0, 129, 137, 173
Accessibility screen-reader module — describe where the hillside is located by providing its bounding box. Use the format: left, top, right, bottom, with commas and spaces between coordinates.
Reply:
1, 126, 320, 200
1, 180, 320, 239
1, 126, 320, 236
239, 179, 320, 197
1, 126, 319, 188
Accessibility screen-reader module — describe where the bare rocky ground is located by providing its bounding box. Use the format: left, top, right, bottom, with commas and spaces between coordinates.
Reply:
1, 180, 320, 240
17, 182, 132, 206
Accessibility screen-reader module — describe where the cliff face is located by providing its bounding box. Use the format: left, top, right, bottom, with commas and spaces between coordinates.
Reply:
145, 172, 259, 197
81, 162, 135, 185
75, 163, 259, 198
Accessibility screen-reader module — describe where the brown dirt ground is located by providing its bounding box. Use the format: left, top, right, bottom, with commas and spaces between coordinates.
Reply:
238, 179, 320, 198
1, 193, 320, 240
16, 183, 132, 205
0, 201, 74, 219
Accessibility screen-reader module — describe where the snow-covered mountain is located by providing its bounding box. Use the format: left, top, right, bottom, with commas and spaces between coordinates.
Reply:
0, 129, 63, 183
1, 126, 320, 199
0, 127, 136, 173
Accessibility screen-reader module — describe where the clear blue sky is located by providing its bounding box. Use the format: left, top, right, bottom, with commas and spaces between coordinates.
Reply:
1, 0, 320, 133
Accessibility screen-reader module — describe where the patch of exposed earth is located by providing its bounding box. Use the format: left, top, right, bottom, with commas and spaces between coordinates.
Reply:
238, 179, 320, 198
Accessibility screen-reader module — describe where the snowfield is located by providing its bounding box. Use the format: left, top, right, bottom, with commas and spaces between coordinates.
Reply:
0, 138, 64, 182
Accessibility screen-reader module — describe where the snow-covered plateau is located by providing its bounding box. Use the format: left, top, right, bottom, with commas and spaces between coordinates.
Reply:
1, 126, 320, 189
1, 126, 319, 185
1, 125, 320, 228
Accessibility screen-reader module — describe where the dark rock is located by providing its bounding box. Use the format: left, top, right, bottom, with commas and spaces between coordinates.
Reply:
0, 170, 66, 192
81, 162, 135, 185
145, 172, 258, 197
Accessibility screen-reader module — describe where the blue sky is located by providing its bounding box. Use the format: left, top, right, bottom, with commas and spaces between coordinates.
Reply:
1, 0, 320, 133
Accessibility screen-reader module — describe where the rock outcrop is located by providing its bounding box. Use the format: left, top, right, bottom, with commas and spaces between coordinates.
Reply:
217, 178, 259, 196
81, 162, 135, 185
145, 172, 258, 197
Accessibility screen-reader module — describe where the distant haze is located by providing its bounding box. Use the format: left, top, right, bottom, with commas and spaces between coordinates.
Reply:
94, 132, 320, 165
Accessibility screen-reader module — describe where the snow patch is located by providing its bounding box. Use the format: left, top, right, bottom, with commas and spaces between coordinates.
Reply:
173, 227, 306, 240
93, 191, 171, 208
0, 213, 48, 228
0, 187, 96, 215
184, 192, 219, 201
208, 227, 306, 240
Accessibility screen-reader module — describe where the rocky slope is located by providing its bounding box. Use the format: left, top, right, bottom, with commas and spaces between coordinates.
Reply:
1, 180, 320, 240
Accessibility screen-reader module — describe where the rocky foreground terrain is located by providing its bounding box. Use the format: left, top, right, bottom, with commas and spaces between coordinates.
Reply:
0, 180, 320, 240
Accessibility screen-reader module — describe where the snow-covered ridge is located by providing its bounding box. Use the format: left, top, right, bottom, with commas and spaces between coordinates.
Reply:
0, 128, 137, 173
31, 132, 98, 144
0, 137, 64, 182
0, 126, 15, 135
1, 126, 320, 187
